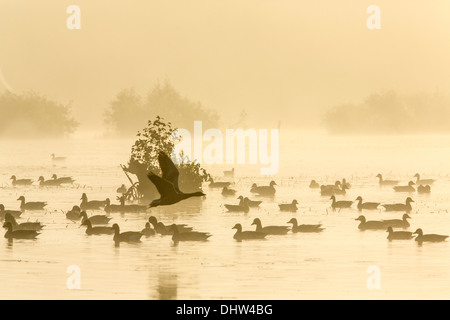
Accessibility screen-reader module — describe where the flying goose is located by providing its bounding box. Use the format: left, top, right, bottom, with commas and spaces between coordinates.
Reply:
382, 197, 414, 212
355, 216, 386, 230
393, 181, 415, 192
414, 173, 435, 185
0, 204, 22, 219
82, 220, 114, 235
17, 196, 47, 211
147, 152, 205, 207
287, 218, 324, 233
386, 227, 413, 240
413, 228, 448, 243
251, 218, 290, 235
250, 181, 277, 196
278, 200, 298, 212
112, 223, 142, 242
330, 195, 353, 209
382, 214, 411, 229
3, 222, 39, 239
232, 223, 266, 241
170, 224, 211, 242
10, 175, 33, 186
376, 174, 399, 186
355, 196, 380, 210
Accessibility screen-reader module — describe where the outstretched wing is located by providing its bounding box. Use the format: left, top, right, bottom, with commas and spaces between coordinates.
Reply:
158, 152, 180, 191
147, 172, 178, 198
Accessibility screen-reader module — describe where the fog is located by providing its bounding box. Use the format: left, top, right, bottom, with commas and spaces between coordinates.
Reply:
1, 1, 450, 132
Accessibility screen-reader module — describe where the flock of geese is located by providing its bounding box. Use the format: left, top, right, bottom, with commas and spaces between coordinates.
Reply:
1, 151, 448, 245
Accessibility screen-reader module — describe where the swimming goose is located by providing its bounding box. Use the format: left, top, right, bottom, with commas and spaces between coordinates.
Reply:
251, 218, 290, 235
223, 168, 235, 178
320, 181, 341, 196
243, 197, 262, 208
141, 222, 156, 237
224, 196, 249, 213
112, 224, 142, 242
3, 222, 39, 239
309, 180, 320, 188
342, 179, 351, 189
382, 214, 411, 228
0, 204, 22, 219
278, 200, 298, 212
417, 185, 431, 194
250, 181, 277, 196
208, 177, 231, 188
148, 216, 193, 235
10, 175, 33, 186
232, 223, 266, 241
116, 184, 127, 194
376, 174, 399, 186
147, 152, 205, 207
382, 197, 414, 212
80, 193, 107, 210
170, 224, 211, 242
81, 220, 114, 235
65, 206, 82, 220
80, 211, 111, 225
51, 174, 75, 184
104, 198, 123, 213
51, 153, 66, 161
355, 216, 386, 230
4, 213, 43, 231
386, 227, 413, 240
221, 186, 237, 196
413, 228, 448, 243
333, 185, 349, 195
393, 181, 415, 192
355, 196, 380, 210
330, 195, 353, 209
38, 176, 62, 187
17, 196, 47, 211
414, 173, 435, 185
287, 218, 324, 233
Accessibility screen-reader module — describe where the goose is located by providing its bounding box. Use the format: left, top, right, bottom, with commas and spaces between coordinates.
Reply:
51, 153, 66, 161
251, 218, 289, 235
278, 200, 298, 212
413, 228, 448, 243
250, 181, 277, 196
104, 198, 123, 213
382, 214, 411, 228
341, 178, 351, 189
309, 180, 320, 188
320, 181, 341, 196
208, 177, 231, 188
223, 168, 235, 178
65, 206, 82, 220
3, 222, 39, 239
141, 222, 156, 237
382, 197, 414, 212
355, 215, 386, 230
287, 218, 324, 233
116, 184, 127, 194
112, 223, 142, 242
393, 181, 415, 192
10, 175, 33, 186
414, 173, 435, 185
232, 223, 266, 241
148, 216, 193, 235
0, 204, 22, 219
243, 197, 262, 208
80, 211, 111, 225
386, 227, 413, 240
333, 184, 349, 195
38, 176, 62, 187
330, 195, 353, 209
51, 174, 75, 184
4, 213, 43, 231
224, 196, 249, 213
376, 174, 399, 186
170, 224, 211, 242
80, 193, 107, 210
417, 185, 431, 194
81, 219, 114, 235
221, 186, 237, 196
147, 152, 205, 207
355, 196, 380, 210
17, 196, 47, 211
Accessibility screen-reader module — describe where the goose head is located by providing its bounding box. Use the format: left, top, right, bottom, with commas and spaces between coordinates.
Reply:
355, 196, 363, 201
269, 181, 277, 187
287, 218, 297, 225
292, 199, 298, 205
414, 173, 420, 179
81, 219, 92, 227
335, 181, 341, 186
0, 204, 4, 211
2, 222, 12, 230
10, 175, 16, 181
112, 223, 120, 233
232, 223, 242, 232
355, 215, 366, 223
237, 196, 244, 200
105, 198, 111, 206
386, 226, 393, 233
38, 176, 45, 182
145, 222, 151, 229
251, 218, 262, 227
406, 197, 414, 204
71, 205, 81, 212
330, 195, 336, 201
376, 174, 382, 179
51, 174, 57, 179
413, 228, 423, 236
148, 216, 158, 225
408, 181, 415, 187
80, 193, 87, 201
403, 214, 411, 220
17, 196, 25, 202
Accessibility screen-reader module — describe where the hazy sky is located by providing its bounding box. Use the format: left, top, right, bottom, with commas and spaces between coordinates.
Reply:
1, 0, 450, 129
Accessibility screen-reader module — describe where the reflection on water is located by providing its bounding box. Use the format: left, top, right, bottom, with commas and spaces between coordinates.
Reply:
0, 132, 450, 299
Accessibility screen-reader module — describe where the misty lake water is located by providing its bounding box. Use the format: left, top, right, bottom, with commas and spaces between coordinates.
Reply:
1, 130, 450, 299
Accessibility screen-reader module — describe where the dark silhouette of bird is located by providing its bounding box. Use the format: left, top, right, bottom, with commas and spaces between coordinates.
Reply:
355, 196, 380, 210
330, 195, 353, 209
82, 220, 114, 235
10, 175, 33, 186
251, 218, 289, 235
417, 185, 431, 194
0, 204, 22, 219
38, 176, 62, 187
17, 196, 47, 211
4, 213, 43, 231
170, 224, 211, 242
250, 181, 276, 196
355, 215, 386, 230
386, 227, 413, 240
287, 218, 324, 233
224, 196, 249, 213
51, 174, 75, 184
3, 222, 39, 239
393, 181, 415, 192
414, 173, 435, 185
382, 197, 414, 212
232, 223, 266, 241
80, 193, 107, 211
278, 199, 298, 212
112, 223, 142, 242
413, 228, 448, 243
141, 222, 156, 237
382, 214, 411, 228
80, 211, 111, 225
376, 174, 399, 186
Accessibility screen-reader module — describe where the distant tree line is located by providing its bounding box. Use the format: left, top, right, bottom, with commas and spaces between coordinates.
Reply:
104, 81, 220, 136
0, 91, 78, 138
323, 90, 450, 134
